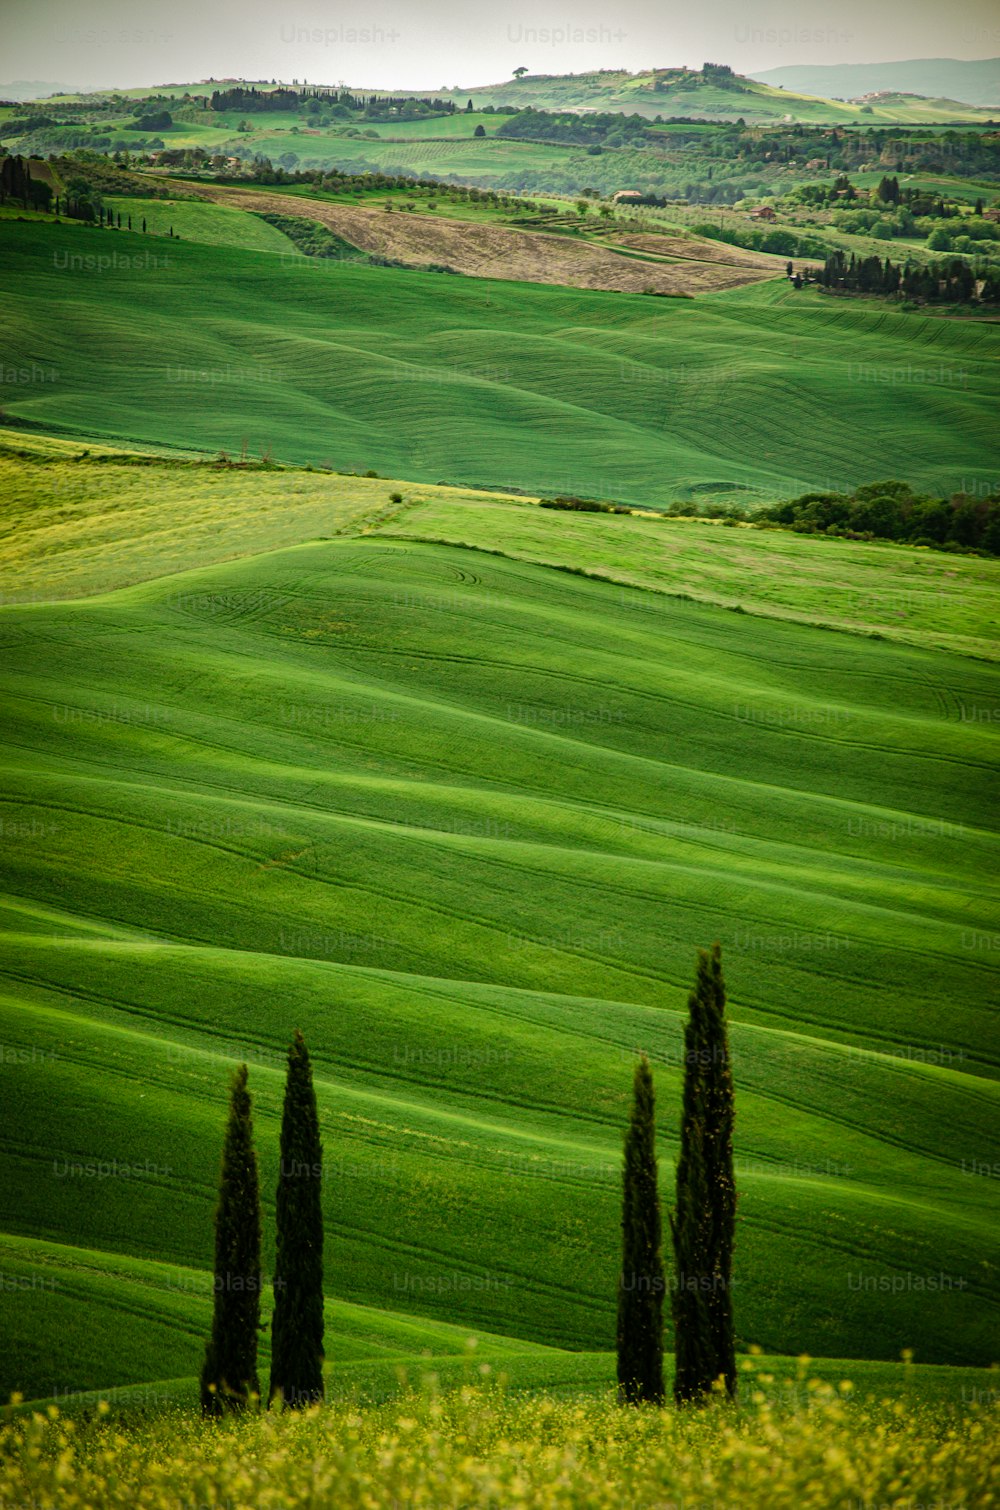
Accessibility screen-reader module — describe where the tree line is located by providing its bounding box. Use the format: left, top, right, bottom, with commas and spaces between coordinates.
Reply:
209, 85, 459, 117
0, 153, 52, 210
763, 481, 1000, 555
203, 946, 736, 1413
815, 249, 1000, 303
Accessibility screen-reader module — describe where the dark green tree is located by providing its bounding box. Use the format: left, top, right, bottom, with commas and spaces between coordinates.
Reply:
616, 1056, 665, 1405
269, 1030, 325, 1408
670, 943, 736, 1404
200, 1063, 262, 1415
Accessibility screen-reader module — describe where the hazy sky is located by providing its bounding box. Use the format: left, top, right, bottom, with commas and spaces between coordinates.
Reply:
5, 0, 1000, 91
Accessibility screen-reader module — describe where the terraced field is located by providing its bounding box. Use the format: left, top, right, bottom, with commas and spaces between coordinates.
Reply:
2, 220, 998, 503
0, 510, 997, 1403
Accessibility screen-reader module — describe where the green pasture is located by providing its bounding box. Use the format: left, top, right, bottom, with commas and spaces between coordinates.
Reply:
1, 220, 997, 504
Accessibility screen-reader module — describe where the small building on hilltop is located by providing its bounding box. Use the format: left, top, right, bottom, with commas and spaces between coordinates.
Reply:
612, 190, 643, 205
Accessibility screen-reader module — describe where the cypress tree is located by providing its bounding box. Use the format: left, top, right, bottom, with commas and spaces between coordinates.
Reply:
670, 944, 736, 1404
269, 1030, 325, 1408
616, 1055, 665, 1405
200, 1063, 262, 1415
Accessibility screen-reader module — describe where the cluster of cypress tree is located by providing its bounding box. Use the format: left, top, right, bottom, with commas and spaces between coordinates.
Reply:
200, 956, 734, 1416
817, 248, 1000, 303
0, 154, 51, 210
200, 1032, 325, 1414
617, 944, 737, 1408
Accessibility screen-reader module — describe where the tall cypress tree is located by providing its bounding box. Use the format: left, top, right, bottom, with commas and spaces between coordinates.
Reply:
269, 1030, 325, 1408
670, 944, 737, 1403
200, 1063, 262, 1415
616, 1056, 665, 1405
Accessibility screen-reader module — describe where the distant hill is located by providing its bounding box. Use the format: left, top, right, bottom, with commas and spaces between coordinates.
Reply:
12, 65, 997, 124
0, 80, 84, 100
407, 65, 997, 123
751, 58, 1000, 110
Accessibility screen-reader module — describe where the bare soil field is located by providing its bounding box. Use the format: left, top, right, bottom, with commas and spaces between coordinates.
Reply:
176, 182, 786, 295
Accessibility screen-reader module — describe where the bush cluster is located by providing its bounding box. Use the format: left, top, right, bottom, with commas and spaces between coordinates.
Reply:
763, 481, 1000, 555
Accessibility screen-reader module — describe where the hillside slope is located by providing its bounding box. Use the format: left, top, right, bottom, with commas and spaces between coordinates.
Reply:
2, 221, 998, 504
0, 535, 997, 1401
382, 67, 997, 122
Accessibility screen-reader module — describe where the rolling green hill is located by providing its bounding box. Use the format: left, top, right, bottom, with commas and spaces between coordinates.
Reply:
444, 68, 997, 123
0, 514, 997, 1400
1, 438, 995, 659
80, 67, 997, 123
2, 220, 998, 504
101, 195, 300, 253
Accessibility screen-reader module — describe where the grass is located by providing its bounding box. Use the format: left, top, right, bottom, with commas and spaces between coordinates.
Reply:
102, 195, 300, 253
2, 219, 998, 503
372, 493, 1000, 660
1, 184, 998, 1434
0, 525, 997, 1401
2, 438, 997, 659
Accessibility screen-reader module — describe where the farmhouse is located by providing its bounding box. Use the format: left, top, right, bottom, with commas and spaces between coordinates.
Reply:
612, 190, 643, 204
749, 205, 777, 221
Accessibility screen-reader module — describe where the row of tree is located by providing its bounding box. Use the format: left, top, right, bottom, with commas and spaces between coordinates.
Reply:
202, 948, 736, 1414
815, 249, 1000, 303
209, 86, 460, 117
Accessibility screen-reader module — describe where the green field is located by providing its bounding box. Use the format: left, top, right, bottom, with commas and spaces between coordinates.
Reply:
374, 493, 1000, 660
233, 128, 584, 185
2, 219, 998, 503
4, 438, 996, 657
2, 154, 999, 1437
102, 195, 299, 253
0, 486, 998, 1404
